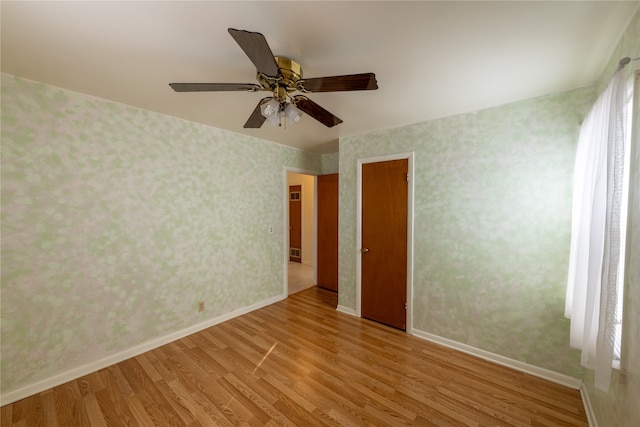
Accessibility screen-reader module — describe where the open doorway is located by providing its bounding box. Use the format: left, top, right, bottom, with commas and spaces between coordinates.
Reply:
286, 171, 316, 295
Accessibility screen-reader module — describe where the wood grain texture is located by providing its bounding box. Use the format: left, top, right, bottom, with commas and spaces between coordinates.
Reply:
2, 287, 588, 426
289, 185, 302, 263
362, 159, 408, 330
317, 173, 339, 291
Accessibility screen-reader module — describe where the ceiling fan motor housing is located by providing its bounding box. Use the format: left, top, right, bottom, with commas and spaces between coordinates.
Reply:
258, 56, 302, 98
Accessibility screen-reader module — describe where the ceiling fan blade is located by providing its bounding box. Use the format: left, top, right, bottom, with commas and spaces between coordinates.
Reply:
228, 28, 280, 77
169, 83, 260, 92
243, 98, 270, 128
294, 97, 343, 128
299, 73, 378, 92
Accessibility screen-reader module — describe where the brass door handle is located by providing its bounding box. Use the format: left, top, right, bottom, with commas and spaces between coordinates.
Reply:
361, 248, 369, 254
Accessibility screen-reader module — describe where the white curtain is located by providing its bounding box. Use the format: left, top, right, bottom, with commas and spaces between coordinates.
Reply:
565, 67, 628, 392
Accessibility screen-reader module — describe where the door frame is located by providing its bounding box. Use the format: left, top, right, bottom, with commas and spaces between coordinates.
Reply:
283, 167, 319, 296
356, 152, 415, 332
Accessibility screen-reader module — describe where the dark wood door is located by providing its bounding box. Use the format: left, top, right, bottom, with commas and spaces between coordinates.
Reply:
289, 185, 302, 262
361, 159, 408, 330
317, 174, 339, 291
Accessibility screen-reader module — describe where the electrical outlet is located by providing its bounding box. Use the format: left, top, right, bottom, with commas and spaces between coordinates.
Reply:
268, 226, 274, 234
198, 301, 205, 312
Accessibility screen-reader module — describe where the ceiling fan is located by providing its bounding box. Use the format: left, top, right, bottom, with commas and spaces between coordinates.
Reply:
169, 28, 378, 128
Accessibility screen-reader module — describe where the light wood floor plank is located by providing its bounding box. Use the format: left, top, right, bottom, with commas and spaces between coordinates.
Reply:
82, 393, 107, 427
39, 391, 59, 427
2, 287, 588, 426
164, 379, 229, 427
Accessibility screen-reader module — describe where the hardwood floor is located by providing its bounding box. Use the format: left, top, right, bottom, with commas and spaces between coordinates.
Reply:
288, 261, 315, 295
2, 287, 588, 426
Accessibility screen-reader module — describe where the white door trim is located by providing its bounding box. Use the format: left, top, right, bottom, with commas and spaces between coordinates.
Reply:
356, 152, 415, 332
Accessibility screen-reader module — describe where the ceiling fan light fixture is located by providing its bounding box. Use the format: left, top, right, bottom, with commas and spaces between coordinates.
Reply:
260, 99, 281, 126
285, 103, 303, 123
260, 99, 280, 118
265, 112, 281, 127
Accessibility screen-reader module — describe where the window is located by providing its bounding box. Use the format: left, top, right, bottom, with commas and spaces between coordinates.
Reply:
565, 64, 637, 391
614, 73, 637, 367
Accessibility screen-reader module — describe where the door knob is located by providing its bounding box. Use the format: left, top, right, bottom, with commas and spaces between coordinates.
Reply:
361, 248, 369, 254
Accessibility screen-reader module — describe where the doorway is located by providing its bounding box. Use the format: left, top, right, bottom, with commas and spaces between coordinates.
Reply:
286, 171, 316, 295
357, 153, 414, 331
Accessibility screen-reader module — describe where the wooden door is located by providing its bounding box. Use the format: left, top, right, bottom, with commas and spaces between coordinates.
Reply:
361, 159, 408, 330
317, 174, 339, 291
289, 185, 302, 263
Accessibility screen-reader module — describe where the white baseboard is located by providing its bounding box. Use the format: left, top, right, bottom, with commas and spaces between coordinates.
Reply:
1, 293, 286, 406
580, 384, 597, 426
410, 328, 583, 390
336, 305, 357, 316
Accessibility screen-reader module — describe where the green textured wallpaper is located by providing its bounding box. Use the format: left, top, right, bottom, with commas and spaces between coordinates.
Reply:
321, 152, 339, 175
338, 87, 594, 378
0, 75, 321, 394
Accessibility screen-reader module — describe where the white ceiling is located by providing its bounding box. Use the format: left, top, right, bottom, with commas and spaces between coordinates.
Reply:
2, 1, 638, 153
